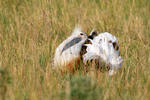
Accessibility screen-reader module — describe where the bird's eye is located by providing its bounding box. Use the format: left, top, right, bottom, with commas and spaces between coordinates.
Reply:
109, 40, 112, 43
80, 33, 84, 35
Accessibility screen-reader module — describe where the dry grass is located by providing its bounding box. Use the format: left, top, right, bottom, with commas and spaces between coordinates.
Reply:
0, 0, 150, 100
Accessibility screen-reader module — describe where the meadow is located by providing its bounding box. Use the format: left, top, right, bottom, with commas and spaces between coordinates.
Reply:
0, 0, 150, 100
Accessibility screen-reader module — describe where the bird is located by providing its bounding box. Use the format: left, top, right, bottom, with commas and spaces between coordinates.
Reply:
83, 32, 123, 76
53, 26, 88, 72
80, 29, 98, 60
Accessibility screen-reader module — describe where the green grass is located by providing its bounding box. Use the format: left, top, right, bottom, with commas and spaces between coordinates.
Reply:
0, 0, 150, 100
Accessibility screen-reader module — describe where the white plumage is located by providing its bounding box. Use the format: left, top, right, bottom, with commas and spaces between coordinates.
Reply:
83, 32, 123, 76
54, 26, 88, 70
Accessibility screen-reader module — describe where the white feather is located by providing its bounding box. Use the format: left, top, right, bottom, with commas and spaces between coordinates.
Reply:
53, 26, 88, 69
83, 32, 123, 75
71, 26, 82, 36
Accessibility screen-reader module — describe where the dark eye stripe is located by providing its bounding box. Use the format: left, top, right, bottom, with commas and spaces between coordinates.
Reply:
61, 37, 82, 54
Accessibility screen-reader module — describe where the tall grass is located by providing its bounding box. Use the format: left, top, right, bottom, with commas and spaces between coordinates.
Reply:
0, 0, 150, 100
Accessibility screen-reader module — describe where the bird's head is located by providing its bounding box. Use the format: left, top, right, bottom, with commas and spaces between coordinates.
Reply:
60, 26, 88, 54
104, 32, 119, 51
71, 26, 88, 40
96, 32, 119, 53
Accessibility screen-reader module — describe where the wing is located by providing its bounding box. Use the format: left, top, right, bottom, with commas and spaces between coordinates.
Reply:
61, 37, 82, 54
83, 43, 104, 63
108, 56, 123, 69
83, 52, 100, 64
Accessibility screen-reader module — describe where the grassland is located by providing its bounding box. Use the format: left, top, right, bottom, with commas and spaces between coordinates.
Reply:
0, 0, 150, 100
